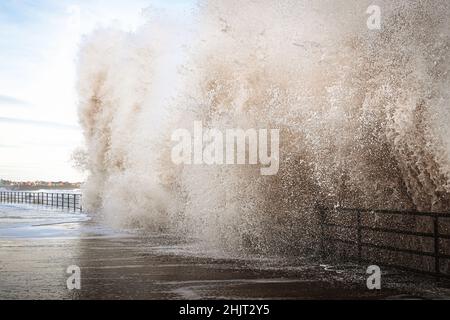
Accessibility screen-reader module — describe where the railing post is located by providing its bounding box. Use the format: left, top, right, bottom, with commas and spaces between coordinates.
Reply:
319, 205, 326, 258
434, 215, 440, 278
357, 211, 362, 262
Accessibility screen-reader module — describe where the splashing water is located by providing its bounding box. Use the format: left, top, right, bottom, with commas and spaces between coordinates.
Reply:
76, 0, 450, 256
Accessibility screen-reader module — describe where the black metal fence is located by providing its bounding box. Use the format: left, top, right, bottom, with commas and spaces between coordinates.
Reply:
0, 191, 82, 212
318, 206, 450, 279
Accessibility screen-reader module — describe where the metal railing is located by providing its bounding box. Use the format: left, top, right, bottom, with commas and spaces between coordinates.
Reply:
318, 206, 450, 279
0, 191, 82, 212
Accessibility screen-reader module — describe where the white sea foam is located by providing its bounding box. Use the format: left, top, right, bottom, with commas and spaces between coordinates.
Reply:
77, 0, 450, 255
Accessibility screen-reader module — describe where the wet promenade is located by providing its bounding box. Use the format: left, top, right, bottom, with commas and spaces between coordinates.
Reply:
1, 203, 449, 300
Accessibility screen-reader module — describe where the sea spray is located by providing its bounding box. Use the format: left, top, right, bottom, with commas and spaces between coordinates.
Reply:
77, 0, 450, 256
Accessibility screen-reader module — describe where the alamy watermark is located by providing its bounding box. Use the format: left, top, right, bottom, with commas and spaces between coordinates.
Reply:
366, 265, 381, 290
171, 121, 279, 175
366, 5, 381, 30
66, 265, 81, 290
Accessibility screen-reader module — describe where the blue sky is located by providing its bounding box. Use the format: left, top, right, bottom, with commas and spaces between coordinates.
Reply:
0, 0, 196, 182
